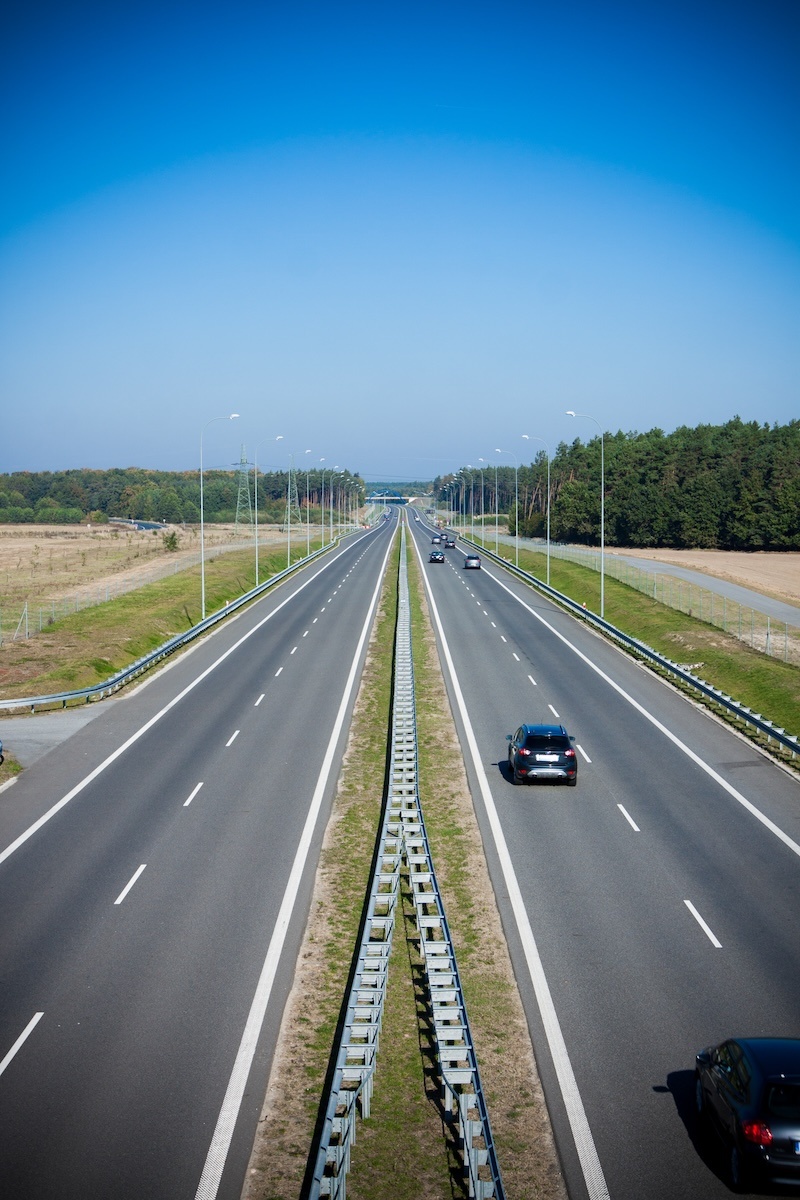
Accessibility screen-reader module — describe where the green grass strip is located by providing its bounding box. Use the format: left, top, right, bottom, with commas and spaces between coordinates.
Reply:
477, 539, 800, 754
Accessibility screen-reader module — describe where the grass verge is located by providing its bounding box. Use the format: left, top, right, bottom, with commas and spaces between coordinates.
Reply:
478, 540, 800, 758
0, 543, 321, 702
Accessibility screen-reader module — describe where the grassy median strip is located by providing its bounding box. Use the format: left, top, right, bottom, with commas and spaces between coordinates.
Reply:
244, 531, 566, 1198
481, 541, 800, 750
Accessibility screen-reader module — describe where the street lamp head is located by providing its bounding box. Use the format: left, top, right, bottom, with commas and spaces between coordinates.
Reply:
522, 433, 529, 439
495, 447, 502, 454
229, 413, 240, 419
565, 410, 576, 417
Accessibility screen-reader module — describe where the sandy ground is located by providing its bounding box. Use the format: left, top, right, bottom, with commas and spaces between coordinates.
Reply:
605, 547, 800, 606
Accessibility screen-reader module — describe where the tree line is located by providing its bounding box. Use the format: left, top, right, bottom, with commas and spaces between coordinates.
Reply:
435, 418, 800, 550
0, 466, 365, 526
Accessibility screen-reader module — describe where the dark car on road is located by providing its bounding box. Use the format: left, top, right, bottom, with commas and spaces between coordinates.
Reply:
444, 537, 456, 548
506, 724, 577, 785
429, 549, 445, 563
695, 1037, 800, 1191
464, 553, 481, 569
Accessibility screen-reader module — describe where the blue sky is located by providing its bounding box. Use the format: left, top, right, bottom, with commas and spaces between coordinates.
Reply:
1, 0, 798, 481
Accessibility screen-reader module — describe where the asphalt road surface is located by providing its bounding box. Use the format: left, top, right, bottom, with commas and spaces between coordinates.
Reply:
410, 513, 800, 1200
0, 516, 396, 1200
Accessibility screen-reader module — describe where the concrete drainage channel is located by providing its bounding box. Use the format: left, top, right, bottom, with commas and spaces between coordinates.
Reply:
309, 526, 505, 1199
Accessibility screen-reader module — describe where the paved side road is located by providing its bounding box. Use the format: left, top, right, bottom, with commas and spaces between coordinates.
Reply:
490, 532, 800, 626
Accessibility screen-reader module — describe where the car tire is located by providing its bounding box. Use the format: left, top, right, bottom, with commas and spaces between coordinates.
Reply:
566, 776, 577, 787
729, 1144, 749, 1193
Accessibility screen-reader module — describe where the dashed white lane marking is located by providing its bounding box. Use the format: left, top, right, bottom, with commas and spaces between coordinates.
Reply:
114, 864, 147, 906
500, 635, 507, 643
255, 694, 265, 706
685, 900, 722, 948
193, 524, 396, 1200
512, 652, 520, 661
290, 646, 298, 655
0, 1013, 44, 1079
303, 630, 309, 637
313, 617, 318, 623
483, 609, 488, 615
577, 744, 591, 762
528, 674, 537, 686
491, 621, 497, 627
184, 782, 204, 807
320, 607, 326, 612
548, 704, 560, 718
226, 730, 240, 747
275, 667, 283, 677
618, 804, 640, 832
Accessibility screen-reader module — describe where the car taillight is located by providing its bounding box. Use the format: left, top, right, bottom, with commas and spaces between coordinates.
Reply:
742, 1122, 773, 1146
517, 748, 531, 756
565, 749, 576, 758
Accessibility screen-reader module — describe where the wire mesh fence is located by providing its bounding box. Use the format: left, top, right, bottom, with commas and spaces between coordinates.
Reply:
476, 533, 800, 665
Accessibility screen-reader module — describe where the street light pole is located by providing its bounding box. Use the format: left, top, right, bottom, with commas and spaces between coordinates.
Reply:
496, 448, 519, 566
200, 412, 239, 620
254, 434, 282, 587
566, 410, 605, 617
304, 449, 312, 555
522, 434, 551, 586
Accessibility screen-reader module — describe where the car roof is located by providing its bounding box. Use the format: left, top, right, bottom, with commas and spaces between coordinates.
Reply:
735, 1038, 800, 1077
521, 723, 568, 737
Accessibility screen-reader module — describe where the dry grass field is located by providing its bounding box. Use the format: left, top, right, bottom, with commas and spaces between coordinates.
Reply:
0, 521, 287, 607
605, 547, 800, 607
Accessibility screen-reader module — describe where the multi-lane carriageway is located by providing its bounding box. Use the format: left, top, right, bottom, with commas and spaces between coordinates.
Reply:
0, 506, 798, 1199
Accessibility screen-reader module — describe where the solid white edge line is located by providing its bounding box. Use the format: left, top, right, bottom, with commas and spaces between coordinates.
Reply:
193, 528, 396, 1200
0, 1012, 44, 1078
617, 804, 641, 832
0, 538, 373, 870
184, 782, 204, 808
409, 532, 611, 1200
114, 864, 146, 905
483, 568, 800, 862
684, 900, 723, 948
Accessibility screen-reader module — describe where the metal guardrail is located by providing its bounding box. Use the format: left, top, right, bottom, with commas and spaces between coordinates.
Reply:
310, 526, 505, 1199
461, 537, 799, 761
0, 542, 337, 713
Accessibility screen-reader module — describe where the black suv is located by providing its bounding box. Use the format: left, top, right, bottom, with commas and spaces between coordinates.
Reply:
506, 724, 577, 785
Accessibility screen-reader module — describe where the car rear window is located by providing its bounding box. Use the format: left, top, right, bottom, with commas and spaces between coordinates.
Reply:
524, 734, 570, 751
766, 1083, 800, 1119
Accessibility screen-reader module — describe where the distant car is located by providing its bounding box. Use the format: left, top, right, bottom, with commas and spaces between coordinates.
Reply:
444, 537, 456, 548
506, 724, 577, 785
464, 553, 481, 569
431, 535, 442, 544
429, 549, 445, 563
695, 1037, 800, 1192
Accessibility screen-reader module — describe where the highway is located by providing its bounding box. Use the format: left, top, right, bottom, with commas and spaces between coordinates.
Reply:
2, 504, 799, 1200
0, 516, 396, 1200
408, 512, 800, 1200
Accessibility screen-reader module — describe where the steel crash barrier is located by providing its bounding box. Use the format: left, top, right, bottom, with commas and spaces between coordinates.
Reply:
310, 527, 505, 1199
461, 537, 799, 762
0, 541, 339, 714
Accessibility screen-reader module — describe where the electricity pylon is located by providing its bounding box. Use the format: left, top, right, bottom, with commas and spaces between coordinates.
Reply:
234, 445, 254, 536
